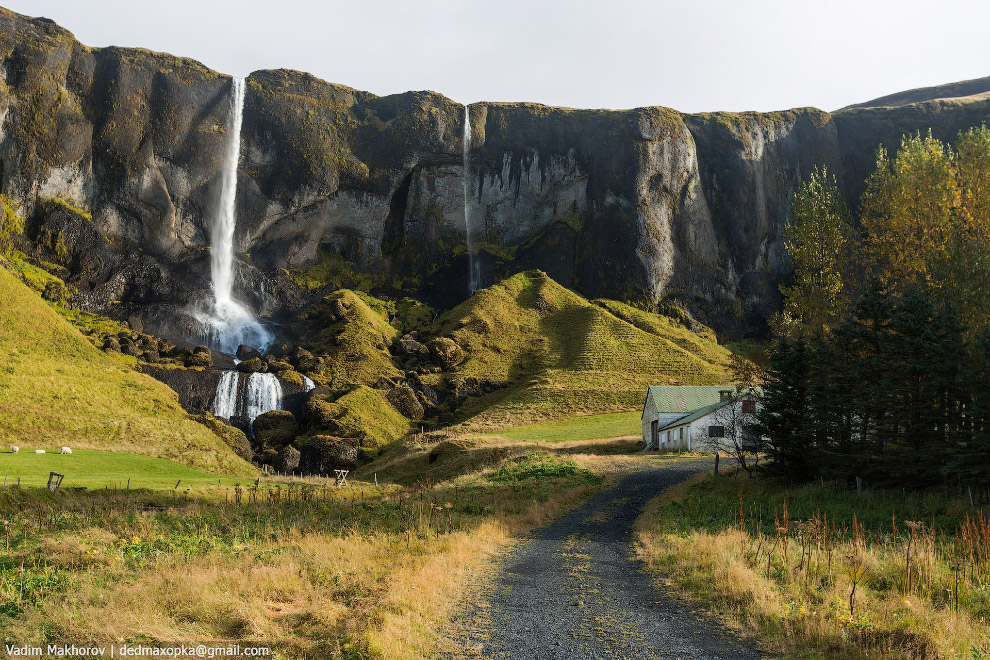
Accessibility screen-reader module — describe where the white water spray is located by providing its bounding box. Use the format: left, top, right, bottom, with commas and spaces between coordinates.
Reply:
203, 77, 272, 355
463, 104, 479, 293
212, 371, 240, 419
211, 371, 283, 430
244, 373, 283, 422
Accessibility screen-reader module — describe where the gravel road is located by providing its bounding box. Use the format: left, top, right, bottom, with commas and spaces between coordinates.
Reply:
445, 458, 768, 659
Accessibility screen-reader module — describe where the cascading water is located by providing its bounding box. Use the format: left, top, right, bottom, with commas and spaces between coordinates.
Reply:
302, 375, 316, 392
205, 78, 280, 429
213, 371, 240, 419
211, 371, 283, 433
244, 373, 283, 422
203, 76, 273, 355
462, 104, 480, 294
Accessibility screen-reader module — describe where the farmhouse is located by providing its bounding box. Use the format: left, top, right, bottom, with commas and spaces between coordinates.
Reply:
641, 385, 762, 452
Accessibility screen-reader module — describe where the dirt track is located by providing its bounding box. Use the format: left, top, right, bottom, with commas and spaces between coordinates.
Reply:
445, 458, 767, 659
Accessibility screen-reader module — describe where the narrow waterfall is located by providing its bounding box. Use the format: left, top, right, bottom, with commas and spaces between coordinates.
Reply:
212, 371, 240, 419
204, 76, 273, 355
462, 104, 479, 293
302, 375, 316, 392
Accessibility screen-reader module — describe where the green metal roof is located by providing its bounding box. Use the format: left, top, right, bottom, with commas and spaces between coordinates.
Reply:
657, 401, 726, 432
645, 386, 736, 414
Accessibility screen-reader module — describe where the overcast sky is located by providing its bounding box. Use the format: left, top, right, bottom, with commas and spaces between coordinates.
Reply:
9, 0, 990, 113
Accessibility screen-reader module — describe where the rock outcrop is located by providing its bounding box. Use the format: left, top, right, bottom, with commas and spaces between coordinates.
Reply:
2, 8, 989, 338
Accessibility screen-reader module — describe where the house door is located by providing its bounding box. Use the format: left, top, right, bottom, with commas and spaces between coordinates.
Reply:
651, 420, 658, 447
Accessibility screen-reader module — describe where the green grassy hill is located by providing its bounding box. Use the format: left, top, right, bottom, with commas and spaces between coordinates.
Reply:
426, 271, 735, 429
0, 265, 254, 475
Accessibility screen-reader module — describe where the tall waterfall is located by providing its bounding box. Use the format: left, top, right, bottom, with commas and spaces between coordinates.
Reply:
462, 104, 479, 293
203, 76, 272, 355
211, 371, 283, 431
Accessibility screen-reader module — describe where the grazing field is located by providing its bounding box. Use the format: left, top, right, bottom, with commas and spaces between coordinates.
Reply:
636, 474, 990, 659
481, 410, 642, 444
0, 449, 262, 490
0, 438, 651, 658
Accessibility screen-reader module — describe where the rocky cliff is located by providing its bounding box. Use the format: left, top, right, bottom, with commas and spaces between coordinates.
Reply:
2, 8, 988, 339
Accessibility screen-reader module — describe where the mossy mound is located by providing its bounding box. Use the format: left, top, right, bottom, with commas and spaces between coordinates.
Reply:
306, 385, 412, 448
427, 270, 735, 428
296, 289, 402, 386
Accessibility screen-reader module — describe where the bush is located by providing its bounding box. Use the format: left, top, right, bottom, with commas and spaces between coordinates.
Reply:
489, 452, 595, 484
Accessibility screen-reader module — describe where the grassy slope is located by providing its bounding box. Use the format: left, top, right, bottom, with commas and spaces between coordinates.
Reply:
0, 450, 262, 490
433, 271, 734, 429
0, 266, 253, 476
486, 411, 642, 444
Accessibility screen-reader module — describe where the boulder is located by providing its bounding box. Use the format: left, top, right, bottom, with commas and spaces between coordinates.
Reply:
303, 396, 342, 430
275, 445, 301, 473
265, 358, 294, 373
103, 336, 121, 353
291, 347, 317, 371
386, 384, 425, 420
253, 410, 299, 448
236, 345, 262, 361
236, 357, 265, 373
397, 333, 430, 358
184, 351, 212, 368
119, 341, 139, 357
140, 350, 160, 363
428, 337, 465, 369
193, 345, 211, 355
194, 414, 253, 461
299, 435, 358, 474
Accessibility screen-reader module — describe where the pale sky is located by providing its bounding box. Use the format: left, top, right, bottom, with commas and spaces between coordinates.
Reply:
9, 0, 990, 113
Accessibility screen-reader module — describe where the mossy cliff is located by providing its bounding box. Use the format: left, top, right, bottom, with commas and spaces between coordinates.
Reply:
1, 8, 988, 338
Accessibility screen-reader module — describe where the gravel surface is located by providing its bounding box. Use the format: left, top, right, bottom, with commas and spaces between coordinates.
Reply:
445, 458, 768, 659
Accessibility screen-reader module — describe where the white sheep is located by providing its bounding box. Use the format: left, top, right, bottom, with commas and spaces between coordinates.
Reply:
61, 447, 72, 455
34, 449, 45, 454
10, 446, 18, 454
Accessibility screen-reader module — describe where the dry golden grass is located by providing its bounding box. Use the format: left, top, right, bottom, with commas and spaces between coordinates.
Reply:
0, 438, 638, 658
636, 476, 990, 660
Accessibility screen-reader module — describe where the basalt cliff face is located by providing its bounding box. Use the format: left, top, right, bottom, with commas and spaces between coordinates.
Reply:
2, 8, 989, 339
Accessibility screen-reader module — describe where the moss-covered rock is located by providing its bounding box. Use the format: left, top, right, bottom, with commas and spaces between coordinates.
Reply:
194, 413, 253, 461
275, 445, 301, 473
428, 337, 465, 369
385, 384, 425, 420
298, 435, 358, 474
237, 357, 265, 373
253, 410, 299, 448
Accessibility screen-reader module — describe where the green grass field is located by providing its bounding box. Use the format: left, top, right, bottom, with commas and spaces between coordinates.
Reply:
489, 411, 642, 443
0, 449, 260, 490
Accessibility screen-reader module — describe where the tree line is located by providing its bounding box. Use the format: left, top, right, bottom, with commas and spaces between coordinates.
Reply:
757, 126, 990, 489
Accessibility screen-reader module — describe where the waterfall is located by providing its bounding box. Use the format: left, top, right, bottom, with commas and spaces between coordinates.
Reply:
211, 371, 282, 430
202, 76, 272, 355
212, 370, 240, 419
462, 104, 479, 293
302, 375, 316, 392
244, 373, 283, 422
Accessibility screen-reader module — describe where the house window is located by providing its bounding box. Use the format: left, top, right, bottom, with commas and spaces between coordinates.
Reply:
708, 425, 725, 438
742, 400, 756, 414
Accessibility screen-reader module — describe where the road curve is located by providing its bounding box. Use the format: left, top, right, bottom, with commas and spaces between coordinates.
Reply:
445, 458, 767, 659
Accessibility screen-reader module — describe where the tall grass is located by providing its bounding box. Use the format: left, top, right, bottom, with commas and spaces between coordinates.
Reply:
0, 456, 601, 658
637, 475, 990, 659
